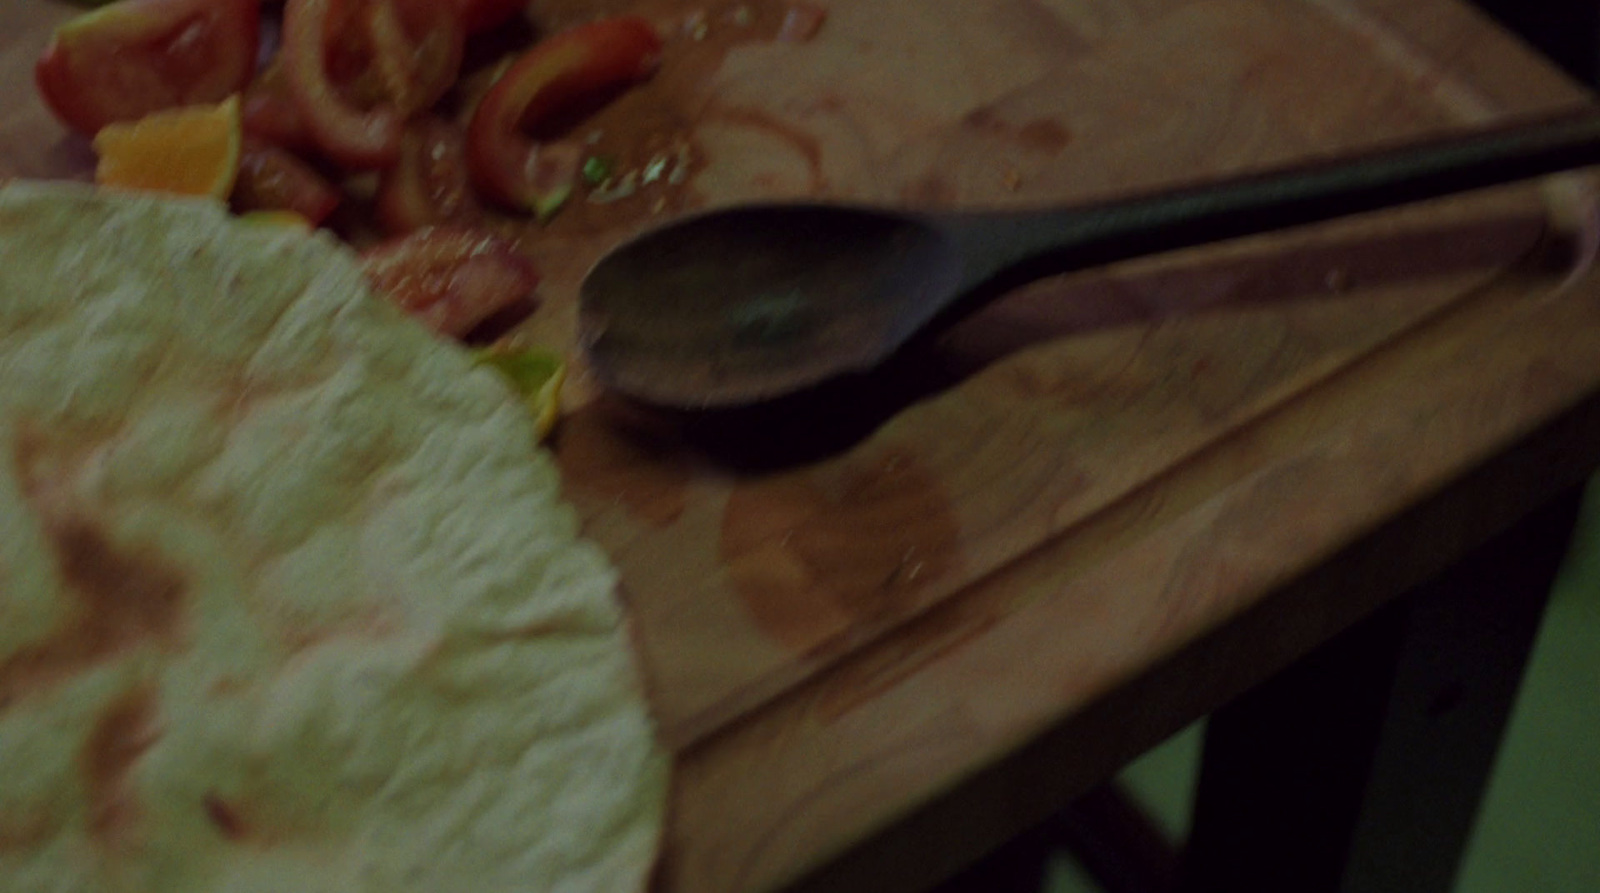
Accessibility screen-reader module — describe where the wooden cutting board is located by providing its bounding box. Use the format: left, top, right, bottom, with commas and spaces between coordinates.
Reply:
0, 0, 1587, 741
1, 3, 1595, 889
532, 0, 1592, 747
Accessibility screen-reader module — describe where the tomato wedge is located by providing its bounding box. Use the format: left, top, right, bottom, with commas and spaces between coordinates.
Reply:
35, 0, 261, 137
231, 139, 343, 225
361, 227, 539, 338
376, 117, 484, 234
282, 0, 464, 169
465, 17, 661, 215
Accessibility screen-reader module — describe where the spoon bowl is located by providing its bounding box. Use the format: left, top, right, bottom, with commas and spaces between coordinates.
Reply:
579, 204, 960, 408
580, 109, 1600, 409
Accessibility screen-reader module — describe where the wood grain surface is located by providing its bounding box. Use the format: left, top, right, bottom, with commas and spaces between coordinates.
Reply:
2, 1, 1597, 891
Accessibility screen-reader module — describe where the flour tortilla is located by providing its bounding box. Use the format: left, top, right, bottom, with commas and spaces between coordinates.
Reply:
0, 182, 668, 893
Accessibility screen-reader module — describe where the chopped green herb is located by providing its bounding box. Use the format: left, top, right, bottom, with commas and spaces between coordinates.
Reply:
582, 155, 616, 187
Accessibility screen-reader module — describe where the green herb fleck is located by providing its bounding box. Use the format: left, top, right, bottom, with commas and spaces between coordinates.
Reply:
582, 156, 616, 187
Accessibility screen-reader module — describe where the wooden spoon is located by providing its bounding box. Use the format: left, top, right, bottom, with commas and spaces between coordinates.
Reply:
578, 108, 1600, 409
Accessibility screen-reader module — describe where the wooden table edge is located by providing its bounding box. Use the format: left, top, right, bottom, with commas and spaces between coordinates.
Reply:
664, 181, 1600, 891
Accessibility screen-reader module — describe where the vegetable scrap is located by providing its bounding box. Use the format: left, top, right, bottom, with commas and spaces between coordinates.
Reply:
35, 0, 831, 432
93, 96, 243, 199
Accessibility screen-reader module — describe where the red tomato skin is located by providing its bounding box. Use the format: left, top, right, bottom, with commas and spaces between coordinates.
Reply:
231, 140, 343, 224
361, 227, 540, 337
455, 0, 527, 34
359, 0, 465, 115
465, 17, 661, 213
34, 44, 101, 137
375, 117, 483, 234
281, 0, 466, 170
34, 0, 262, 137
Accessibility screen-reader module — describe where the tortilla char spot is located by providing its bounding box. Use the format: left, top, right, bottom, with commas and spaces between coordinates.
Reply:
203, 794, 249, 842
0, 813, 53, 855
1, 441, 189, 708
0, 518, 188, 705
278, 607, 398, 655
81, 689, 159, 847
53, 518, 187, 644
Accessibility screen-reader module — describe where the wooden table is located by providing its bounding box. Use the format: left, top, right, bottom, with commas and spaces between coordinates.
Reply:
2, 1, 1597, 892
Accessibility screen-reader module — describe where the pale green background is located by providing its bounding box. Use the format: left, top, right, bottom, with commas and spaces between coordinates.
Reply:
1043, 481, 1600, 892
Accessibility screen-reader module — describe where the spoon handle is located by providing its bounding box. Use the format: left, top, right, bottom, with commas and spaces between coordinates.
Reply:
939, 108, 1600, 299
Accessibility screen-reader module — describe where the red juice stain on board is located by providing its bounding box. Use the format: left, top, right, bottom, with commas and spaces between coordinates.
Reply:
552, 396, 694, 527
515, 0, 807, 239
1016, 118, 1072, 154
719, 446, 964, 654
961, 107, 1072, 154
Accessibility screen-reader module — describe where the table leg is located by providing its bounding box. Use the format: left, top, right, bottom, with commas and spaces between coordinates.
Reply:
1180, 485, 1585, 893
1468, 0, 1600, 85
932, 782, 1181, 893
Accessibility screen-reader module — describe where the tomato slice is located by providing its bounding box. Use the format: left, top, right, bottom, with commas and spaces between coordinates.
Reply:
361, 227, 539, 338
455, 0, 528, 35
282, 0, 398, 168
35, 0, 261, 137
231, 139, 343, 225
359, 0, 464, 115
465, 17, 661, 215
282, 0, 464, 170
375, 117, 484, 234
